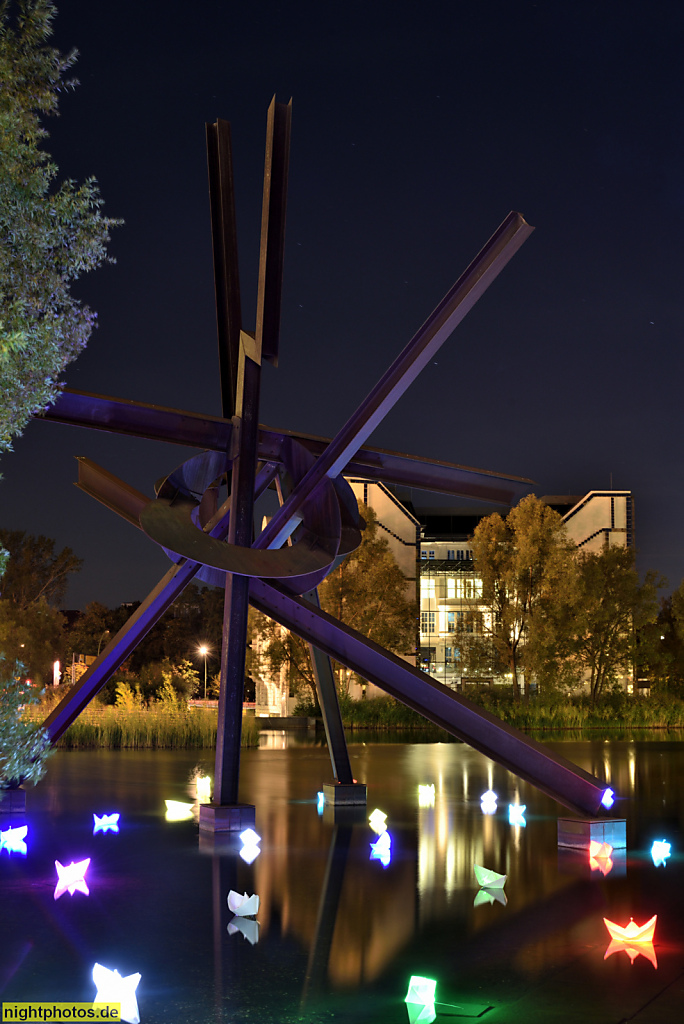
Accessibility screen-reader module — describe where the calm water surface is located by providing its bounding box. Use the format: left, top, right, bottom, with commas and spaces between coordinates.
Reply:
2, 738, 683, 1023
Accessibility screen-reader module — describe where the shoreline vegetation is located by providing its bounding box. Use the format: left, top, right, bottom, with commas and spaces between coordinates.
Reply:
24, 688, 684, 749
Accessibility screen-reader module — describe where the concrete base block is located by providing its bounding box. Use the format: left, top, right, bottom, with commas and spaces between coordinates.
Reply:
323, 782, 367, 806
0, 788, 26, 814
558, 817, 626, 850
199, 803, 256, 833
323, 803, 368, 826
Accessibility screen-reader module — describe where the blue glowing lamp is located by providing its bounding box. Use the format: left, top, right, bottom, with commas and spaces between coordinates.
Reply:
0, 824, 27, 855
651, 840, 671, 867
601, 788, 615, 810
317, 791, 325, 815
405, 976, 436, 1024
370, 830, 392, 867
508, 804, 526, 827
93, 813, 120, 834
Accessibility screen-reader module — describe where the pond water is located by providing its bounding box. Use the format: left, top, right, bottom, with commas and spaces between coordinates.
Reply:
2, 738, 683, 1023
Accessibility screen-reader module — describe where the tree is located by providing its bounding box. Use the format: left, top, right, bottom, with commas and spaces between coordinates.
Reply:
468, 494, 574, 700
249, 506, 417, 704
0, 0, 119, 451
0, 658, 51, 788
0, 527, 82, 607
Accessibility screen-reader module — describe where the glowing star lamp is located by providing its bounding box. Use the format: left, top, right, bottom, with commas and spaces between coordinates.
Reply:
601, 788, 615, 810
164, 799, 194, 821
195, 775, 212, 803
93, 813, 120, 834
369, 808, 388, 834
404, 976, 437, 1024
93, 963, 141, 1024
418, 784, 435, 808
480, 789, 498, 815
54, 859, 90, 900
508, 804, 526, 827
370, 830, 392, 868
651, 840, 671, 867
0, 824, 28, 855
228, 890, 260, 916
603, 916, 658, 969
474, 864, 507, 889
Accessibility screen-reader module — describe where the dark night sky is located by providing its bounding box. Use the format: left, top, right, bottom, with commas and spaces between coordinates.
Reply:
2, 0, 683, 608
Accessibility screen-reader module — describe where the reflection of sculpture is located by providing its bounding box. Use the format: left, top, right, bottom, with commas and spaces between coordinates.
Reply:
473, 887, 507, 907
39, 102, 610, 819
228, 916, 259, 945
54, 858, 90, 899
604, 916, 658, 969
93, 963, 141, 1024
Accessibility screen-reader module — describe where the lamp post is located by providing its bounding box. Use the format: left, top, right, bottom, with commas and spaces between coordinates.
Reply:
198, 645, 209, 700
97, 630, 110, 656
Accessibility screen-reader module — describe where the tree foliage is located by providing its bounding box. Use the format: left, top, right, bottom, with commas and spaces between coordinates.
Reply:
0, 659, 52, 787
0, 0, 120, 451
0, 527, 82, 606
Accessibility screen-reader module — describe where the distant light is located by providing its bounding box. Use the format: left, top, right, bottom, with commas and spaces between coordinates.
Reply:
508, 804, 526, 827
54, 858, 90, 899
369, 808, 388, 834
601, 788, 615, 810
418, 784, 435, 808
93, 963, 141, 1024
93, 813, 120, 834
195, 776, 212, 803
0, 824, 28, 855
53, 660, 60, 686
480, 790, 498, 815
651, 840, 671, 867
164, 799, 194, 821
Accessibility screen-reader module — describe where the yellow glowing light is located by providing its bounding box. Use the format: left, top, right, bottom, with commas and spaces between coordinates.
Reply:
604, 937, 658, 968
369, 808, 388, 834
589, 840, 614, 875
195, 775, 212, 803
418, 784, 435, 808
604, 915, 657, 944
164, 799, 194, 821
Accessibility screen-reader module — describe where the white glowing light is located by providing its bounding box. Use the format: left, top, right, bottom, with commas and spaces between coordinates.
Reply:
589, 840, 614, 875
0, 824, 27, 855
474, 864, 506, 889
473, 886, 507, 907
195, 776, 212, 803
54, 858, 90, 899
240, 828, 261, 846
508, 803, 526, 827
651, 840, 671, 867
404, 976, 436, 1024
227, 917, 259, 944
601, 788, 615, 809
93, 813, 120, 834
418, 784, 435, 808
369, 808, 388, 834
164, 799, 194, 821
480, 789, 498, 815
239, 843, 260, 865
227, 889, 259, 916
93, 963, 141, 1024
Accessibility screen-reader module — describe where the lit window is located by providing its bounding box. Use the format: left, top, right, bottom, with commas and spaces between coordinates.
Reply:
446, 611, 456, 633
421, 612, 435, 634
428, 550, 435, 560
447, 578, 455, 599
421, 551, 427, 560
420, 579, 436, 599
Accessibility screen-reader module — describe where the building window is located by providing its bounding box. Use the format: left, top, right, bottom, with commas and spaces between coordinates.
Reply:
465, 578, 483, 599
421, 611, 435, 635
447, 549, 455, 560
420, 579, 436, 599
428, 550, 435, 559
421, 551, 427, 560
446, 611, 456, 633
447, 578, 455, 599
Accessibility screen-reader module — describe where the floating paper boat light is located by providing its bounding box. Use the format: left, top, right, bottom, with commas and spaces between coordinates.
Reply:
404, 975, 436, 1024
601, 788, 615, 810
473, 886, 507, 907
480, 789, 498, 815
317, 791, 325, 814
369, 808, 388, 834
240, 828, 260, 846
474, 864, 507, 889
93, 963, 141, 1024
54, 858, 90, 899
604, 915, 657, 944
93, 813, 120, 834
508, 804, 526, 827
589, 840, 614, 876
227, 889, 260, 916
164, 799, 194, 821
195, 775, 212, 803
239, 827, 261, 864
418, 784, 435, 808
0, 824, 28, 855
227, 917, 259, 945
651, 840, 671, 867
370, 830, 392, 868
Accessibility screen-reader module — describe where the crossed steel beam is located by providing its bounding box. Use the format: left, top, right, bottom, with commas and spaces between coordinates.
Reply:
39, 100, 610, 817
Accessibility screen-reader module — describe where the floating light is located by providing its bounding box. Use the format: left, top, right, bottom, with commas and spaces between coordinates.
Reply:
604, 937, 657, 968
508, 804, 526, 827
317, 791, 325, 814
93, 813, 120, 834
601, 788, 615, 810
227, 889, 259, 916
651, 840, 671, 867
473, 886, 507, 907
604, 914, 657, 944
480, 789, 498, 815
418, 784, 435, 808
474, 864, 506, 889
589, 840, 614, 876
404, 976, 437, 1024
54, 859, 90, 899
195, 775, 212, 803
93, 963, 141, 1024
240, 828, 261, 846
0, 824, 27, 855
239, 843, 260, 865
164, 799, 194, 821
370, 830, 392, 868
369, 808, 388, 834
227, 917, 259, 944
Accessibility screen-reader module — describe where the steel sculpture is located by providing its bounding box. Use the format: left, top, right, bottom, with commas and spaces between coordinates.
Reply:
40, 99, 611, 820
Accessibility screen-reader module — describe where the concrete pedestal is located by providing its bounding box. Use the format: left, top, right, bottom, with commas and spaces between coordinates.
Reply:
323, 782, 367, 806
0, 788, 25, 813
558, 817, 626, 850
199, 802, 256, 833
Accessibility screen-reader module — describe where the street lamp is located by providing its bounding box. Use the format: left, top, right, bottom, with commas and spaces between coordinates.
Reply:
97, 630, 110, 656
198, 645, 209, 700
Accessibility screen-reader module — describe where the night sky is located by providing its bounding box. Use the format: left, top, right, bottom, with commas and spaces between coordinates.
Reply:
2, 1, 683, 609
